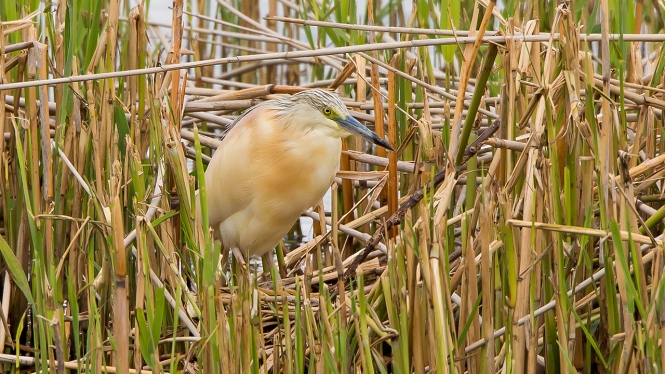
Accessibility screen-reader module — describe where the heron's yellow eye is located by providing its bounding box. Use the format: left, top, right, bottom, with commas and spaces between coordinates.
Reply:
323, 107, 332, 115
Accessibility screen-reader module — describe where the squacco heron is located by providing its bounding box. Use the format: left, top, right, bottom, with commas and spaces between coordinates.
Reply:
202, 89, 393, 263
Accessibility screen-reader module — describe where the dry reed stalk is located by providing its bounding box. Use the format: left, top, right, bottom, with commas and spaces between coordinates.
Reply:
447, 0, 495, 166
387, 55, 399, 238
0, 354, 156, 373
111, 192, 129, 373
359, 52, 497, 120
267, 16, 502, 36
0, 19, 8, 358
508, 219, 663, 246
266, 0, 277, 83
2, 41, 34, 53
1, 33, 624, 92
0, 26, 5, 170
218, 0, 345, 71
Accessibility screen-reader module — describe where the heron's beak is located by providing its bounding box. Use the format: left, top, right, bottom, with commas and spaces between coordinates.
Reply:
337, 115, 395, 152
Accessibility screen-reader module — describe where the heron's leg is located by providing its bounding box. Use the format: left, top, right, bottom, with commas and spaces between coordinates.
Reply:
230, 247, 247, 270
261, 251, 281, 282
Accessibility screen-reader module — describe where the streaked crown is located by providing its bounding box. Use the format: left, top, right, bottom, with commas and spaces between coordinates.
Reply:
285, 89, 348, 115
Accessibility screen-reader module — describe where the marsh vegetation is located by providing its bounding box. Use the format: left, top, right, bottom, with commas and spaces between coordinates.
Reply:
1, 0, 665, 373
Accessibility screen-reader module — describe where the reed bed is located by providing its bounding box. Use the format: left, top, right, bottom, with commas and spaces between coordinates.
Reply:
1, 0, 665, 373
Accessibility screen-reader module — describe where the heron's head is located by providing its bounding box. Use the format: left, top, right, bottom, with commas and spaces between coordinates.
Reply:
281, 89, 395, 151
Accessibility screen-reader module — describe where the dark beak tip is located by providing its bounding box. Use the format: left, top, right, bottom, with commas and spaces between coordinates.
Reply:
342, 115, 396, 152
376, 138, 395, 152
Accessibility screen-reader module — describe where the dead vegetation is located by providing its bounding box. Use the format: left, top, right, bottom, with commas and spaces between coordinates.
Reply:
1, 0, 665, 373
